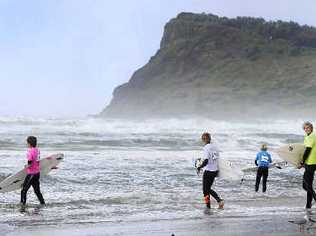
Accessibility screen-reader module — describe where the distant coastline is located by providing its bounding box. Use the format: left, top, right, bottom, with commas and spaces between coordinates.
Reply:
100, 12, 316, 119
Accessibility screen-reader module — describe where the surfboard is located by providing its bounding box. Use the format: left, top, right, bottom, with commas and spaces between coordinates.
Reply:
218, 158, 243, 181
241, 161, 287, 172
194, 158, 243, 181
0, 153, 64, 193
274, 143, 305, 168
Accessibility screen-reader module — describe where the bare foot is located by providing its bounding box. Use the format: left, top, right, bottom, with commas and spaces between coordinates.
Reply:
218, 200, 224, 209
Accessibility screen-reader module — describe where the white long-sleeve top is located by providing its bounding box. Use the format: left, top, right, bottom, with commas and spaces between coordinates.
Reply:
203, 143, 220, 172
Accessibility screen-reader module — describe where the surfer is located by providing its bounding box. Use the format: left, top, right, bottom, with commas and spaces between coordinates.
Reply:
197, 132, 224, 209
255, 144, 272, 193
300, 122, 316, 209
20, 136, 45, 211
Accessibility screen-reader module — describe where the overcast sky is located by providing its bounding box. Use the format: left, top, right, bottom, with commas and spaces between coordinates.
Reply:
0, 0, 315, 117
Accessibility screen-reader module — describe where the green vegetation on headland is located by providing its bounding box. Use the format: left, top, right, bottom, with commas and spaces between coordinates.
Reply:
100, 13, 316, 119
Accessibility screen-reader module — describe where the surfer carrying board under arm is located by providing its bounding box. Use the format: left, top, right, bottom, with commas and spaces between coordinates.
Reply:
197, 132, 224, 209
255, 144, 272, 193
300, 122, 316, 209
20, 136, 45, 212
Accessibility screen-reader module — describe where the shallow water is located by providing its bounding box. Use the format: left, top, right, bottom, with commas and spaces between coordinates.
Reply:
0, 117, 310, 229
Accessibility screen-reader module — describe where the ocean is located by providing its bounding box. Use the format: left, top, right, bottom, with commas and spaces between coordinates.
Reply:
0, 117, 310, 234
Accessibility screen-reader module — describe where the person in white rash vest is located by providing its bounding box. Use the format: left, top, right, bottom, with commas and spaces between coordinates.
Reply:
197, 132, 224, 209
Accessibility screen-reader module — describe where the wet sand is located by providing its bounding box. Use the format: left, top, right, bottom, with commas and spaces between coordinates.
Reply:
4, 198, 316, 236
4, 215, 316, 236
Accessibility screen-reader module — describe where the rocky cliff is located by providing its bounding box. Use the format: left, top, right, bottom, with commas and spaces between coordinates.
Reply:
100, 12, 316, 119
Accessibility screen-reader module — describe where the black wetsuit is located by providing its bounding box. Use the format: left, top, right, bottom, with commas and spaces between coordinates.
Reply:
21, 173, 45, 205
198, 159, 222, 208
255, 166, 268, 192
302, 146, 316, 208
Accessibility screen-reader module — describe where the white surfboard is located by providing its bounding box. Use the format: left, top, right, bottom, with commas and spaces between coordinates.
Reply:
194, 158, 243, 181
0, 153, 64, 193
218, 158, 244, 181
274, 143, 305, 168
241, 161, 287, 172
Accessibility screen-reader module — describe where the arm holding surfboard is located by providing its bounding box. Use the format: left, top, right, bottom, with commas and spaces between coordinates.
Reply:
298, 147, 312, 169
196, 159, 208, 175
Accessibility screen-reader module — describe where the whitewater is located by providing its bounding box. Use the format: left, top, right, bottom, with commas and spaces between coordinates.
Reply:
0, 117, 312, 235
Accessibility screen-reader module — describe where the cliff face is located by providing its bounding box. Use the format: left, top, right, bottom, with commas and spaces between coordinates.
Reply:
100, 13, 316, 119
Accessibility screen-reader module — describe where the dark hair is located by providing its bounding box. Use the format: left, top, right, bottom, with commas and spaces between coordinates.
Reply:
27, 136, 37, 147
201, 132, 211, 141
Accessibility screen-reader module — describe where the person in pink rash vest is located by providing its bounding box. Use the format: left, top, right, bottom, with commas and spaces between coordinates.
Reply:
20, 136, 45, 212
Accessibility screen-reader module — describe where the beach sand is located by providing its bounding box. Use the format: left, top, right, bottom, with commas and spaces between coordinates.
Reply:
4, 215, 316, 236
4, 198, 316, 236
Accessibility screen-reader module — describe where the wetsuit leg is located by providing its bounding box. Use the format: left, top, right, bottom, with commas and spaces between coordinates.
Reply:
262, 167, 269, 193
31, 173, 45, 205
208, 171, 221, 203
255, 168, 263, 192
203, 171, 211, 208
303, 165, 316, 208
21, 174, 33, 205
203, 170, 221, 203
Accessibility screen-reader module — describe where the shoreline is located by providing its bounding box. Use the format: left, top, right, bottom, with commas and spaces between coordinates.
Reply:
4, 199, 316, 236
5, 213, 316, 236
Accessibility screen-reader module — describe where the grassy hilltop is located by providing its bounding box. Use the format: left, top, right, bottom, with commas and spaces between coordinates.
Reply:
100, 13, 316, 119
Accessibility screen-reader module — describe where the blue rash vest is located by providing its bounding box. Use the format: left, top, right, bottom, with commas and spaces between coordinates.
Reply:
255, 151, 272, 168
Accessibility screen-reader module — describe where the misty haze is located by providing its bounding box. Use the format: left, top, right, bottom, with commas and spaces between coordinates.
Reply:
1, 1, 316, 236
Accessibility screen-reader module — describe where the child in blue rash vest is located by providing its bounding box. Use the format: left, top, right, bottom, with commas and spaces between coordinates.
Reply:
197, 132, 224, 209
255, 144, 272, 192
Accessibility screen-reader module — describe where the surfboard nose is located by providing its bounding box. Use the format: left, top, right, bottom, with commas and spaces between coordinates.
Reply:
56, 153, 64, 160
